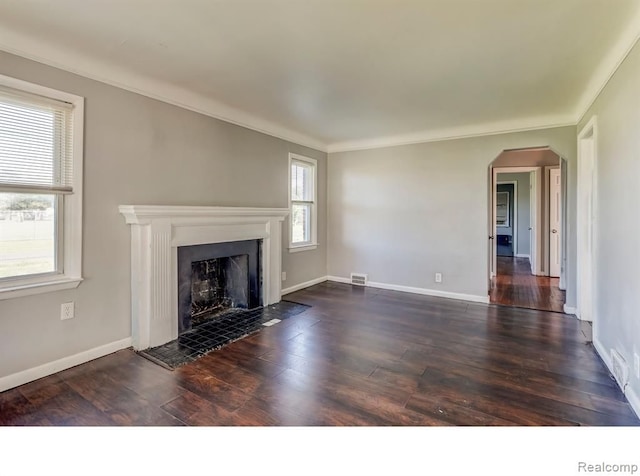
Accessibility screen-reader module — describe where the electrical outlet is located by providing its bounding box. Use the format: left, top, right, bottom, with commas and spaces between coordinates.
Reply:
281, 271, 287, 281
435, 273, 442, 283
61, 302, 74, 320
634, 353, 640, 379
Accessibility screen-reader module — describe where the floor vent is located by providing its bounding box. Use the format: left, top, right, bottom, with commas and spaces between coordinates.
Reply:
350, 273, 368, 286
611, 349, 629, 389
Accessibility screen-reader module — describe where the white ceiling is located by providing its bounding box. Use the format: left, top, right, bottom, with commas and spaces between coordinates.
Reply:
0, 0, 639, 152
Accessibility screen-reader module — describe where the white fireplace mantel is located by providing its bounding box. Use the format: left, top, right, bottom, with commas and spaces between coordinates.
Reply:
119, 205, 289, 350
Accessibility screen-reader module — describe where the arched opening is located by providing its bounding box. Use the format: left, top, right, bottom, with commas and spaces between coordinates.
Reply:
487, 147, 567, 312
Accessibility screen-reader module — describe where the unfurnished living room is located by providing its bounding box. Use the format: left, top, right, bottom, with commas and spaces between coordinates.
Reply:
1, 1, 640, 474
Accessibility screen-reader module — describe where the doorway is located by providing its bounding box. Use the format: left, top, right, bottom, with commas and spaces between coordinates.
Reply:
488, 148, 566, 313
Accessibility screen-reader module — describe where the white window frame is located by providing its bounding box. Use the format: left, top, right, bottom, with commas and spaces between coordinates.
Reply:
288, 153, 317, 253
0, 74, 84, 300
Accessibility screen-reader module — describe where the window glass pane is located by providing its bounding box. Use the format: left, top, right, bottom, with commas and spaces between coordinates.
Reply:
291, 203, 310, 244
0, 193, 56, 279
291, 162, 312, 201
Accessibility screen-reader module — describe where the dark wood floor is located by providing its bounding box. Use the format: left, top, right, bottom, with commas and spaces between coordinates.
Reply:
490, 256, 566, 313
1, 282, 637, 426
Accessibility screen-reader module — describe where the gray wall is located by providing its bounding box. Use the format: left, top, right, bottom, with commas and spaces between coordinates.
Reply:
578, 39, 640, 407
328, 126, 576, 301
497, 172, 530, 256
0, 50, 327, 380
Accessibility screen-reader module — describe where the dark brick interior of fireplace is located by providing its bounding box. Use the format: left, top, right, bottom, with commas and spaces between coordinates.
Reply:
177, 240, 261, 334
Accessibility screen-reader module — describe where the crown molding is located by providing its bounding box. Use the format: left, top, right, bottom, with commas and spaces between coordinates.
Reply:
0, 27, 328, 153
3, 4, 640, 156
326, 115, 577, 153
574, 3, 640, 123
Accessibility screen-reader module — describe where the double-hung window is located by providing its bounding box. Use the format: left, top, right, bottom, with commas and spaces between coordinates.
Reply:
0, 74, 84, 299
289, 153, 317, 252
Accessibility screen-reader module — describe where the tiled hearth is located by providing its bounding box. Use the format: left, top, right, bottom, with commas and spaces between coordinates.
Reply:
138, 300, 310, 369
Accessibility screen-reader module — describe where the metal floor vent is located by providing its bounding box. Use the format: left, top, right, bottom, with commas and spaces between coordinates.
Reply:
350, 273, 368, 286
611, 349, 629, 389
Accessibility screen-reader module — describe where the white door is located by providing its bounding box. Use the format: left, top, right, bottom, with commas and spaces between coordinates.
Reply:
529, 170, 537, 275
549, 168, 561, 277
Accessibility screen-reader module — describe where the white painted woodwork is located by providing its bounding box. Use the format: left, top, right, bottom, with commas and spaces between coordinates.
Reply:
0, 1, 638, 151
119, 205, 289, 350
577, 118, 598, 322
549, 168, 562, 277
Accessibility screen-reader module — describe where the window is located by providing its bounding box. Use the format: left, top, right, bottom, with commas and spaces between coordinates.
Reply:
289, 153, 317, 252
0, 74, 84, 300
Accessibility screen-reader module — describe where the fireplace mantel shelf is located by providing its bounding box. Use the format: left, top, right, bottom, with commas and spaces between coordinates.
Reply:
119, 205, 289, 350
119, 205, 289, 224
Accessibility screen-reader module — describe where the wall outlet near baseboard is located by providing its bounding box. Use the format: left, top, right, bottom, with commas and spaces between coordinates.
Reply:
281, 271, 286, 281
61, 302, 75, 320
634, 353, 640, 379
435, 273, 442, 283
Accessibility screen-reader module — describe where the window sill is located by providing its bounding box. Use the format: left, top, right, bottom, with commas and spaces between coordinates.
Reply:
288, 244, 318, 253
0, 276, 83, 301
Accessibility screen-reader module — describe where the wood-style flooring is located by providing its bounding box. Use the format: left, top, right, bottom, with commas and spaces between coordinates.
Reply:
1, 282, 637, 426
490, 256, 566, 313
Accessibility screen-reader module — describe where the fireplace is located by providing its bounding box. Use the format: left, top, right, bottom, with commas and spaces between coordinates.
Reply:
177, 239, 261, 334
119, 205, 288, 350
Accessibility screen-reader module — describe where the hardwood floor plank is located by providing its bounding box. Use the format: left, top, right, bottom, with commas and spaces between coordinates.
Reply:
1, 282, 637, 426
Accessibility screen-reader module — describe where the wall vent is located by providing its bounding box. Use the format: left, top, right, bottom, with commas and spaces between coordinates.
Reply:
350, 273, 368, 286
610, 349, 629, 389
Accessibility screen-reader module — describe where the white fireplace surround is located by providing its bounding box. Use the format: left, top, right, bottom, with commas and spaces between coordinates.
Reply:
119, 205, 289, 350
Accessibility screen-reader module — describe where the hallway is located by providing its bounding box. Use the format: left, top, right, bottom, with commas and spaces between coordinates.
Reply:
490, 256, 565, 313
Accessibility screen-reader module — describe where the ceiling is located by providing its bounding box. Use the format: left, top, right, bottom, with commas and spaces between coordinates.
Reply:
0, 0, 639, 152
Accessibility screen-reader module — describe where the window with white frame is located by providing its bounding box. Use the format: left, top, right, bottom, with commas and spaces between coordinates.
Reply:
289, 153, 317, 251
0, 75, 84, 299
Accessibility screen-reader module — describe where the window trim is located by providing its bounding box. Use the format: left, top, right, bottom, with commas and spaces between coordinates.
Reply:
288, 153, 317, 253
0, 74, 84, 300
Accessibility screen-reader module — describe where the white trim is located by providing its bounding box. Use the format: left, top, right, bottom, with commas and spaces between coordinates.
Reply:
0, 337, 132, 393
281, 276, 328, 296
563, 305, 578, 315
0, 276, 82, 301
288, 244, 318, 253
288, 153, 318, 252
326, 276, 490, 304
575, 5, 640, 123
576, 116, 598, 324
593, 337, 640, 419
0, 74, 84, 300
119, 205, 289, 350
327, 116, 576, 153
515, 254, 531, 259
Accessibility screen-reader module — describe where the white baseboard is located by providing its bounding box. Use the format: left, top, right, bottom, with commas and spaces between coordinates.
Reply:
515, 254, 530, 259
326, 275, 351, 284
563, 305, 578, 316
593, 337, 640, 420
281, 276, 328, 295
0, 337, 132, 393
326, 276, 489, 304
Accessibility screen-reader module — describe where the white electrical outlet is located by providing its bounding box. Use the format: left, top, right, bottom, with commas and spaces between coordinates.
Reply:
435, 273, 442, 283
281, 271, 287, 281
61, 302, 74, 320
634, 353, 640, 379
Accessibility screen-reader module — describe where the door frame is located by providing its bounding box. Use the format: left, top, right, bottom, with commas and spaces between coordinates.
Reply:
491, 166, 543, 277
576, 116, 598, 323
547, 166, 562, 277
